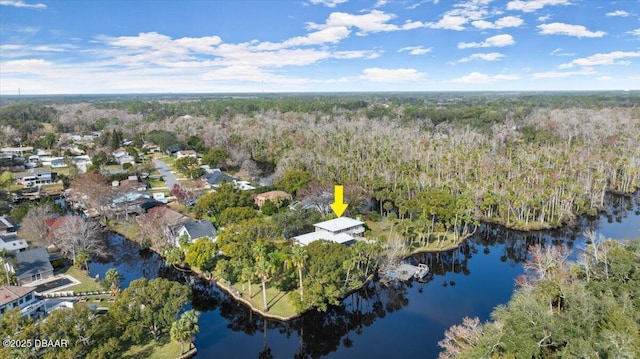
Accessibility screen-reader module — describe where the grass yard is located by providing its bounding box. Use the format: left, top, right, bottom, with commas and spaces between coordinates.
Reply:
61, 266, 105, 293
122, 336, 185, 359
111, 221, 142, 243
147, 178, 165, 188
230, 281, 299, 318
407, 232, 470, 255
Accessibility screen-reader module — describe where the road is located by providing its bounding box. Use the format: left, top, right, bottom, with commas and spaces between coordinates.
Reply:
152, 158, 177, 190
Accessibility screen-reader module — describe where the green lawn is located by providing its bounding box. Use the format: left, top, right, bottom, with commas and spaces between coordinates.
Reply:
148, 178, 166, 188
230, 281, 299, 319
122, 336, 186, 359
60, 266, 105, 293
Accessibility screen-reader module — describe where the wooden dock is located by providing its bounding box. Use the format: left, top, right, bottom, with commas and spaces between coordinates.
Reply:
383, 263, 429, 281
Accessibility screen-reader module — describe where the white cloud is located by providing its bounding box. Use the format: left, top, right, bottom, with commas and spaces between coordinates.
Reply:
457, 52, 505, 62
472, 16, 524, 29
596, 76, 613, 80
359, 68, 426, 82
537, 15, 551, 22
308, 10, 401, 34
451, 72, 520, 83
374, 0, 387, 7
550, 48, 575, 57
0, 0, 46, 9
561, 51, 640, 68
531, 68, 596, 79
426, 15, 469, 31
1, 59, 53, 74
537, 23, 606, 38
506, 0, 571, 13
309, 0, 347, 7
627, 29, 640, 37
398, 46, 433, 55
458, 34, 515, 49
605, 10, 629, 17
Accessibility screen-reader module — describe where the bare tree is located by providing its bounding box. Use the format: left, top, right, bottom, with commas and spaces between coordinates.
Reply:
136, 207, 184, 250
19, 204, 56, 247
53, 215, 104, 265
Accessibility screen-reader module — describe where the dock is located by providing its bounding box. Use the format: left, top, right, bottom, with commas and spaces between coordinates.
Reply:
383, 263, 429, 281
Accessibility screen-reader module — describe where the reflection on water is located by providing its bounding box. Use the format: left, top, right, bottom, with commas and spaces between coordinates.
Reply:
91, 193, 639, 359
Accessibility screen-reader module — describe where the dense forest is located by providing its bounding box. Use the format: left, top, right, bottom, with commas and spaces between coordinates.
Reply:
438, 237, 640, 358
2, 94, 639, 237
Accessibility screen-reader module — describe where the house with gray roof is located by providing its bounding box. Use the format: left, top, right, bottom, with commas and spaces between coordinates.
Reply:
10, 248, 54, 285
0, 233, 28, 253
174, 220, 217, 247
204, 168, 238, 187
0, 216, 18, 234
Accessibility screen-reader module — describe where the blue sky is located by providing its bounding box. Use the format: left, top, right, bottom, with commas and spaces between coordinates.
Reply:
1, 0, 639, 94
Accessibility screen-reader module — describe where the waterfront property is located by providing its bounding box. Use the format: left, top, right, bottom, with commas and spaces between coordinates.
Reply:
175, 220, 218, 246
9, 248, 54, 285
0, 285, 38, 316
293, 217, 365, 246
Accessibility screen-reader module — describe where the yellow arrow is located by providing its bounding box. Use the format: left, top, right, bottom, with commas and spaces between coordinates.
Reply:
330, 185, 348, 217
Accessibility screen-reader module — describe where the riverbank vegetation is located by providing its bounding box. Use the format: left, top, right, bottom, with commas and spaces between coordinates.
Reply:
0, 278, 193, 359
438, 237, 640, 358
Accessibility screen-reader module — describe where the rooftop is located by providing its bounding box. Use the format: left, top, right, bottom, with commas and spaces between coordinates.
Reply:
14, 248, 54, 279
0, 285, 36, 307
314, 217, 364, 233
293, 231, 355, 246
0, 216, 17, 232
182, 220, 217, 240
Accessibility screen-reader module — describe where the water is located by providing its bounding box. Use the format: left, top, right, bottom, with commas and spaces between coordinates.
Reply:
89, 193, 640, 358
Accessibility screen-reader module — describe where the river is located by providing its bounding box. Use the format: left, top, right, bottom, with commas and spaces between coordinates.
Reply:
89, 193, 640, 358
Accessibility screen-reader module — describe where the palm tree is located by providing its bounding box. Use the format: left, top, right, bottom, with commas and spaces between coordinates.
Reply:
75, 250, 90, 272
240, 264, 254, 297
171, 310, 200, 354
255, 259, 274, 312
288, 246, 308, 301
104, 268, 122, 296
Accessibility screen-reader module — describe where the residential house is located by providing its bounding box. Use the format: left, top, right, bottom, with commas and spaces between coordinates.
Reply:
234, 180, 256, 191
0, 285, 38, 316
50, 158, 68, 168
176, 150, 197, 159
72, 155, 93, 173
143, 143, 161, 153
175, 220, 217, 246
204, 168, 238, 188
0, 147, 34, 156
288, 191, 333, 215
254, 191, 292, 208
0, 215, 18, 234
112, 149, 134, 165
9, 248, 54, 285
293, 217, 365, 246
0, 234, 28, 253
13, 167, 57, 188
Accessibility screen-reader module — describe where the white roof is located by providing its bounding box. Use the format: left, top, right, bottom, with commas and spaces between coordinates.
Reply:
314, 217, 364, 233
293, 231, 355, 246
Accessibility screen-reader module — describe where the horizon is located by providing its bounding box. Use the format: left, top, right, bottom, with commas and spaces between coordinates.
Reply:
1, 0, 640, 94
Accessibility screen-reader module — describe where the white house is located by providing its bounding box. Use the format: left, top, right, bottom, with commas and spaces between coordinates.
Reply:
0, 234, 28, 253
176, 150, 197, 159
293, 217, 365, 246
174, 220, 217, 246
0, 285, 39, 317
13, 168, 57, 188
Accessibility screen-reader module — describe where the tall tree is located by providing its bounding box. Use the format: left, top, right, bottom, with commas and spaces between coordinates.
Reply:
170, 310, 200, 354
52, 215, 103, 266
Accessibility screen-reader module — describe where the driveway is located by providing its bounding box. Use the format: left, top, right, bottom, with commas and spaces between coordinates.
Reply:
153, 158, 177, 190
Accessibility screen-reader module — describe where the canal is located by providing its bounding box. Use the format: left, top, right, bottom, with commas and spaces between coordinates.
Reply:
89, 193, 640, 358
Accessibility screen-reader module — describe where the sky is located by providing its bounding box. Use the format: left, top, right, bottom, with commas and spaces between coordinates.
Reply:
0, 0, 639, 94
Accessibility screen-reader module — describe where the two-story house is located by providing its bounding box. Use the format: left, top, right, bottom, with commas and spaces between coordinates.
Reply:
0, 285, 39, 316
293, 217, 365, 246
